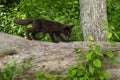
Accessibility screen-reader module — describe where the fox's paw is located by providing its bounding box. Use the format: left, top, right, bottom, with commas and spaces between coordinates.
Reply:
53, 41, 59, 43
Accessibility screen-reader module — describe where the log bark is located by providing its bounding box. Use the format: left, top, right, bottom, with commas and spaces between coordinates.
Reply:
0, 32, 120, 79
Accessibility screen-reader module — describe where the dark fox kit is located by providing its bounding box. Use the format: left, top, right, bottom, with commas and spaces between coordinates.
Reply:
14, 18, 73, 43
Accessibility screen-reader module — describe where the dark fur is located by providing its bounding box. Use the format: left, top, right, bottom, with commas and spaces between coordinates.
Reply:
14, 18, 73, 43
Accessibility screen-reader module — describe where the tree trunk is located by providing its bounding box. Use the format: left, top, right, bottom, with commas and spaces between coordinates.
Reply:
80, 0, 108, 41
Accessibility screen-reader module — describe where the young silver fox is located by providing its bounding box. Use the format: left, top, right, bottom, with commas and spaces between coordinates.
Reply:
14, 18, 73, 43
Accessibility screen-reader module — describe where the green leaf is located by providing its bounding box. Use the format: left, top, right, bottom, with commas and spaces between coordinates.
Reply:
88, 35, 94, 41
71, 69, 77, 77
44, 73, 53, 79
89, 77, 95, 80
73, 1, 78, 4
89, 64, 95, 74
58, 77, 65, 80
108, 40, 115, 46
75, 48, 82, 54
67, 68, 77, 77
107, 32, 112, 40
111, 57, 117, 64
101, 70, 110, 77
93, 59, 101, 67
95, 45, 103, 56
4, 74, 7, 79
77, 71, 83, 76
21, 64, 26, 70
97, 70, 109, 80
86, 51, 93, 62
113, 32, 119, 39
79, 65, 85, 70
35, 72, 44, 80
106, 51, 113, 58
110, 26, 115, 30
73, 77, 77, 80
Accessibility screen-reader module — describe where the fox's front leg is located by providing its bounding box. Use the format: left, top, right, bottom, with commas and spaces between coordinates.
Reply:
55, 33, 70, 42
49, 33, 59, 43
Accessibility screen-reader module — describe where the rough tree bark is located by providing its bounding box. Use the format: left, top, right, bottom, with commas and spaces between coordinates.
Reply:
80, 0, 108, 41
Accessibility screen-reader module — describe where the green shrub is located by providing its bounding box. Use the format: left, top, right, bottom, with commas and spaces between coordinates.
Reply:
107, 0, 120, 41
67, 44, 116, 80
0, 56, 33, 80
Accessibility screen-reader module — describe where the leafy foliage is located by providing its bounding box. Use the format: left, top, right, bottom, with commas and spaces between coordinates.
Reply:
0, 0, 120, 41
67, 44, 116, 80
107, 0, 120, 41
0, 0, 82, 41
0, 61, 17, 80
0, 56, 34, 80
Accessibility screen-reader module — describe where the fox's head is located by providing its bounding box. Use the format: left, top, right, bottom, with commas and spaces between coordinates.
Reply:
64, 25, 74, 38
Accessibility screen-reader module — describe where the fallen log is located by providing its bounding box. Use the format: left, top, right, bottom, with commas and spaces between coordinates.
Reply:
0, 32, 120, 79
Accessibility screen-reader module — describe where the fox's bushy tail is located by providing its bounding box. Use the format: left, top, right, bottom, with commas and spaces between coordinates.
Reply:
13, 18, 33, 25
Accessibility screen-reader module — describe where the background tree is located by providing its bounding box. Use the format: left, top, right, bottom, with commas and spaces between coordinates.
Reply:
80, 0, 108, 41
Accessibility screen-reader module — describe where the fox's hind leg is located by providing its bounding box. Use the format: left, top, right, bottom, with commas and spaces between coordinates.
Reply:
26, 29, 32, 40
31, 33, 40, 40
